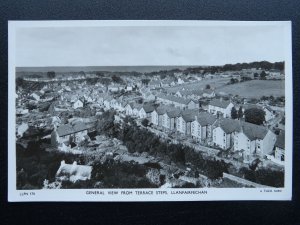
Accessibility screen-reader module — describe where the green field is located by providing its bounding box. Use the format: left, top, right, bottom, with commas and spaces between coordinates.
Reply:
216, 80, 285, 98
166, 77, 231, 92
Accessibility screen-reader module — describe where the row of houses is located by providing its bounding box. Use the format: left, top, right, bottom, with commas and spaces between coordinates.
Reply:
118, 100, 281, 163
174, 89, 215, 99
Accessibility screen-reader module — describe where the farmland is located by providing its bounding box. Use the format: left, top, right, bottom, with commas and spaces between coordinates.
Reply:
216, 80, 285, 98
165, 77, 231, 92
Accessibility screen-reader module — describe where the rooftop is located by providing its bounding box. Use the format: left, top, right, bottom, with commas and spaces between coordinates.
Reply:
196, 112, 217, 126
156, 93, 190, 105
56, 161, 92, 182
240, 122, 269, 141
56, 121, 87, 137
209, 99, 232, 109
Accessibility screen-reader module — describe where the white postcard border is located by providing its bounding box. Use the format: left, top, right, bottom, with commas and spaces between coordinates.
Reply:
8, 20, 293, 201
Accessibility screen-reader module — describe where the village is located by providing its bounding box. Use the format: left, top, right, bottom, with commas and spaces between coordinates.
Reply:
15, 63, 286, 189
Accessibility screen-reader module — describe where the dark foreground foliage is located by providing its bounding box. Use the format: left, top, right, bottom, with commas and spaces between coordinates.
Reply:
239, 167, 284, 187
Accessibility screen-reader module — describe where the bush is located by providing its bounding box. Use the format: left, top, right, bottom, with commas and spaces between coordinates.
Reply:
240, 167, 284, 187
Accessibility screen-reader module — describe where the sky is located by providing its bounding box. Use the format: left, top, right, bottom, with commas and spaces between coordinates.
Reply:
15, 23, 287, 67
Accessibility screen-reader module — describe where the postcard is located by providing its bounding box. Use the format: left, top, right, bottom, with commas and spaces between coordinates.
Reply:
8, 20, 292, 201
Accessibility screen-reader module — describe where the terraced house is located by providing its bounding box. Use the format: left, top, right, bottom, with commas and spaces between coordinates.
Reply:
161, 108, 181, 131
212, 118, 240, 150
191, 112, 217, 142
151, 105, 168, 126
234, 122, 276, 161
156, 93, 199, 110
208, 99, 234, 118
176, 110, 199, 135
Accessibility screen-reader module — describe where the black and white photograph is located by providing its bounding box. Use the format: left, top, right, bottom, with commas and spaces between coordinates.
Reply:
8, 20, 292, 201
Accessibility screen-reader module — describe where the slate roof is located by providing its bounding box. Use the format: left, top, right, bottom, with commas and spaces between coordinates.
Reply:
142, 104, 156, 113
166, 108, 181, 118
133, 103, 143, 110
155, 105, 169, 115
275, 130, 285, 150
156, 93, 190, 105
182, 113, 197, 122
216, 118, 269, 140
180, 109, 199, 122
196, 112, 217, 126
209, 99, 231, 109
218, 118, 241, 134
240, 122, 269, 141
177, 89, 203, 96
57, 121, 87, 137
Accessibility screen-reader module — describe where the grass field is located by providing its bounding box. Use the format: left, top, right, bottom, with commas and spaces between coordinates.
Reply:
165, 77, 231, 92
216, 80, 285, 98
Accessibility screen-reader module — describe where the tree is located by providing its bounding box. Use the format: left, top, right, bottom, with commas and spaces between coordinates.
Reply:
79, 71, 86, 77
244, 108, 265, 125
96, 72, 105, 77
231, 107, 238, 119
260, 71, 267, 80
99, 77, 111, 86
205, 84, 211, 89
254, 73, 259, 79
16, 77, 24, 88
141, 119, 149, 127
112, 75, 124, 84
238, 106, 244, 119
229, 78, 238, 84
142, 79, 150, 86
160, 74, 167, 80
47, 71, 56, 79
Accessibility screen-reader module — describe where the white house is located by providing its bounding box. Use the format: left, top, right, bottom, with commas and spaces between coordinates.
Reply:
208, 99, 234, 118
103, 96, 114, 109
124, 103, 134, 116
233, 122, 276, 161
162, 108, 181, 131
268, 69, 283, 79
212, 118, 240, 150
202, 89, 215, 98
175, 89, 203, 100
73, 99, 84, 109
176, 110, 198, 135
156, 93, 191, 109
151, 106, 168, 126
187, 100, 199, 110
30, 92, 41, 101
191, 112, 217, 142
141, 104, 156, 118
51, 121, 88, 146
263, 106, 276, 122
177, 78, 185, 84
132, 104, 143, 117
56, 161, 92, 183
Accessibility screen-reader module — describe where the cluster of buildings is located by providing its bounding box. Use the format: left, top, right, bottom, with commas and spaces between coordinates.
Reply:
99, 90, 283, 164
16, 71, 285, 166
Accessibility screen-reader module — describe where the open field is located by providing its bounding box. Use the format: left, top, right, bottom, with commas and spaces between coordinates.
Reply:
216, 80, 285, 98
165, 77, 231, 92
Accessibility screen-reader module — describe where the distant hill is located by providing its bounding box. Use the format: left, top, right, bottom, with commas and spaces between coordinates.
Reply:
16, 66, 203, 74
